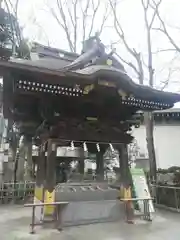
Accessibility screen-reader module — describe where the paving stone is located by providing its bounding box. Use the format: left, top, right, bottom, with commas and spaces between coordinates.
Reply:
0, 206, 179, 240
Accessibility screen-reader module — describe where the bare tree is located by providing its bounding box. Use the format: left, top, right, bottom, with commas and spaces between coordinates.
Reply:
152, 0, 180, 53
46, 0, 111, 52
158, 54, 179, 90
110, 0, 164, 182
148, 1, 180, 91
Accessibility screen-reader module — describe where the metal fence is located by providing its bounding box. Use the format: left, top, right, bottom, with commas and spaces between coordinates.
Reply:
0, 181, 35, 204
151, 185, 180, 212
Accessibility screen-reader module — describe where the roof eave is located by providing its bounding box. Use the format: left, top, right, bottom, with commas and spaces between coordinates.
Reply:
0, 59, 180, 106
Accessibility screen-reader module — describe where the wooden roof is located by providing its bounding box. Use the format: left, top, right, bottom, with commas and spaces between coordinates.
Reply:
1, 58, 180, 106
1, 40, 180, 142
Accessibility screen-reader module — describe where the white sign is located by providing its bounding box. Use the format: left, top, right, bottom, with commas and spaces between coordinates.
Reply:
4, 155, 8, 163
0, 153, 4, 162
131, 168, 154, 213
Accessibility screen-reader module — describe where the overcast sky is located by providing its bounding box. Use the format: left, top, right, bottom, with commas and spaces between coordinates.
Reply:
9, 0, 180, 106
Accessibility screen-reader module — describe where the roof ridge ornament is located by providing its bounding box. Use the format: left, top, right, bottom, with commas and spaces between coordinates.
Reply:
61, 35, 125, 72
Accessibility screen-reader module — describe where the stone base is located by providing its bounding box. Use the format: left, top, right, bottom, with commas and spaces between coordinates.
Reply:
61, 200, 124, 226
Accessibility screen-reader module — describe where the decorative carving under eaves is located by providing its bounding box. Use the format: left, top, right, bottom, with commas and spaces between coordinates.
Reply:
36, 118, 134, 145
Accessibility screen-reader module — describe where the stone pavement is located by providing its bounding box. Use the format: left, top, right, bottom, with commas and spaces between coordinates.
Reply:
1, 205, 180, 240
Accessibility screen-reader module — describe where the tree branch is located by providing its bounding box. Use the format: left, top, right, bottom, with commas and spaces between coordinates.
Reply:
149, 0, 162, 29
98, 2, 112, 36
141, 0, 158, 87
8, 0, 19, 17
109, 0, 136, 58
152, 0, 180, 53
31, 17, 50, 46
80, 0, 91, 45
152, 48, 176, 54
3, 0, 16, 53
114, 52, 139, 76
73, 0, 78, 52
6, 0, 22, 45
109, 0, 144, 84
160, 68, 173, 90
88, 0, 101, 38
64, 0, 79, 52
158, 53, 178, 90
47, 0, 110, 53
56, 0, 74, 52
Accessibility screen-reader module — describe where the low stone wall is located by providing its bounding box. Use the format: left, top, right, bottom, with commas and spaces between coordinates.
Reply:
61, 200, 124, 226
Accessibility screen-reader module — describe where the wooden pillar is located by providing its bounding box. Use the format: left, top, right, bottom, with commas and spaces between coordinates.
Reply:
3, 143, 17, 182
44, 140, 57, 215
25, 139, 33, 180
96, 151, 104, 181
118, 143, 131, 188
34, 144, 46, 207
45, 139, 57, 193
145, 112, 157, 183
3, 120, 17, 181
3, 148, 10, 181
78, 159, 84, 181
36, 144, 46, 187
34, 140, 56, 216
16, 137, 26, 181
78, 159, 84, 175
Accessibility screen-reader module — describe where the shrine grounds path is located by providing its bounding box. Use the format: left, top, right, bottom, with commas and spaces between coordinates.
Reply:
1, 206, 180, 240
